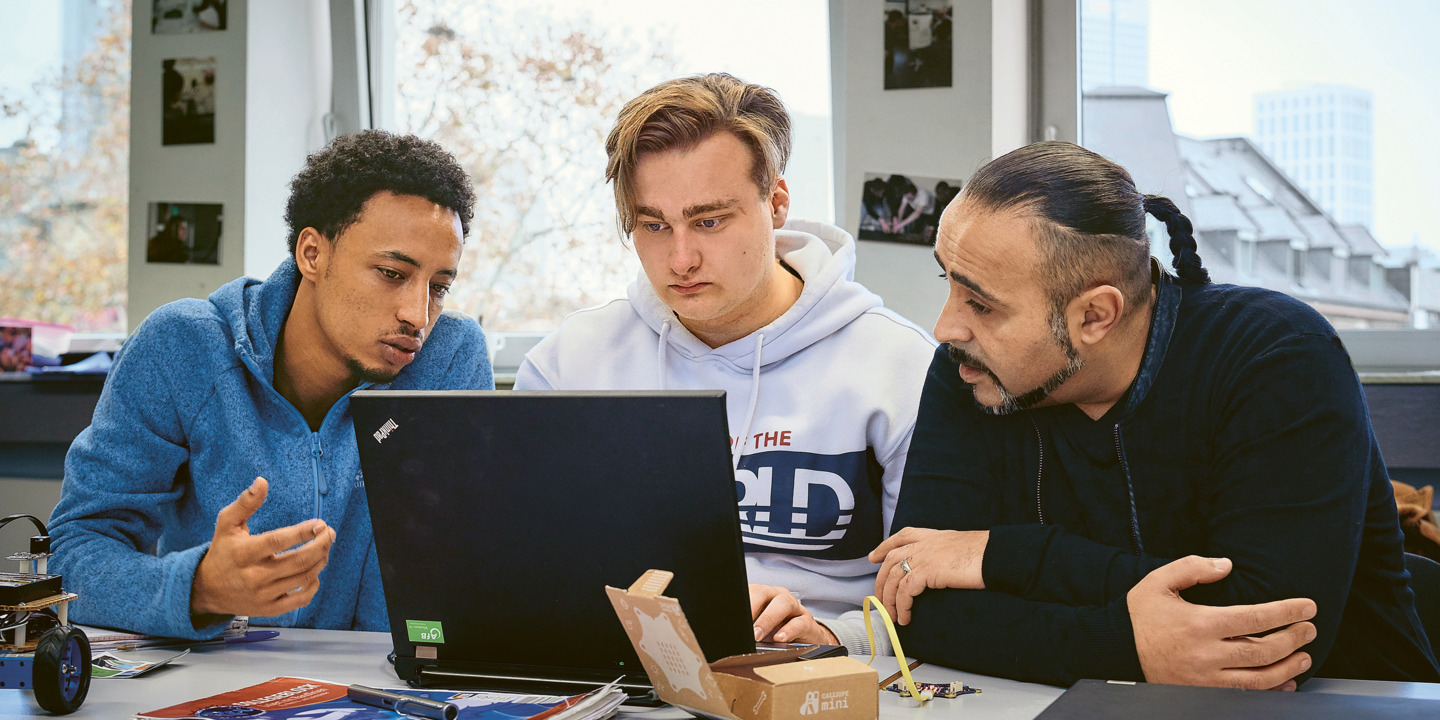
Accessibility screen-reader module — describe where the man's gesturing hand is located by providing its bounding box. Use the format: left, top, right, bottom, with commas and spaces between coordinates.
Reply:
749, 584, 839, 645
1130, 556, 1318, 691
191, 477, 337, 619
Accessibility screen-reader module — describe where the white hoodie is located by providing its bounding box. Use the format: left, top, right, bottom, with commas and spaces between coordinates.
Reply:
515, 220, 936, 654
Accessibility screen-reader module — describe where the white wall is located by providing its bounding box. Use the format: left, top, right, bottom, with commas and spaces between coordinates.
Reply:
244, 0, 332, 281
127, 0, 250, 329
830, 0, 1037, 331
991, 0, 1032, 158
127, 0, 331, 330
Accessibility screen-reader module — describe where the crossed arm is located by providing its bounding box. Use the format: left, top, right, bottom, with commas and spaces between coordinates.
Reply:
873, 337, 1367, 687
869, 529, 1316, 688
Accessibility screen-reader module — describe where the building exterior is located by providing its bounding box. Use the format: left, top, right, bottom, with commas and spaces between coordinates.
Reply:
1085, 87, 1413, 328
1254, 84, 1374, 230
1384, 246, 1440, 329
1080, 0, 1149, 92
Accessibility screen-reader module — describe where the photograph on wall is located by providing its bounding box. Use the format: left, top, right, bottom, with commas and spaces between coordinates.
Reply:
152, 0, 227, 34
162, 57, 216, 146
147, 202, 223, 265
858, 173, 962, 246
884, 1, 953, 90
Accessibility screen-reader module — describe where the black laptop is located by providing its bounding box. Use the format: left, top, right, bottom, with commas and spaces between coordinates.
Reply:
352, 390, 756, 703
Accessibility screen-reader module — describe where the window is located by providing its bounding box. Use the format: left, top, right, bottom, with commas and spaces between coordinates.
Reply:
1236, 235, 1255, 276
0, 0, 130, 333
383, 0, 832, 332
1080, 0, 1439, 330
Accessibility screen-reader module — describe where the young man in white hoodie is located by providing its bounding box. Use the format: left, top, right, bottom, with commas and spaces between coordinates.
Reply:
515, 74, 936, 655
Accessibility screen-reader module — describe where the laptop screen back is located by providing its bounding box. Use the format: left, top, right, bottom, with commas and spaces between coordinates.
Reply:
353, 390, 755, 678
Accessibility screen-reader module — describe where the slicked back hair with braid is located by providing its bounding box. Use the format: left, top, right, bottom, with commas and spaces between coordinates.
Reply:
960, 141, 1210, 323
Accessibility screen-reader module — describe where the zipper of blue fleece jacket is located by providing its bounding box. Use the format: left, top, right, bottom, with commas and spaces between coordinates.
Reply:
236, 350, 347, 520
311, 432, 327, 518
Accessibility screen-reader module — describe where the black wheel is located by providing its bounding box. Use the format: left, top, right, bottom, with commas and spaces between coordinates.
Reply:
33, 627, 91, 715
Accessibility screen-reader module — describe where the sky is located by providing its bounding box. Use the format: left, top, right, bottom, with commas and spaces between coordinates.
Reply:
1147, 0, 1440, 254
0, 1, 63, 147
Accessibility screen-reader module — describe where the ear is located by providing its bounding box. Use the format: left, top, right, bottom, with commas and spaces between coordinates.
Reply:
1071, 284, 1125, 348
293, 227, 328, 283
769, 177, 791, 229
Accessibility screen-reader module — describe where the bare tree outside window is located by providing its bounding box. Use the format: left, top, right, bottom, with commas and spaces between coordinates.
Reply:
0, 0, 130, 333
394, 0, 678, 331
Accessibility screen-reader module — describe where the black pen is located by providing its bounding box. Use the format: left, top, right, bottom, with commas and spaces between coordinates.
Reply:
347, 684, 459, 720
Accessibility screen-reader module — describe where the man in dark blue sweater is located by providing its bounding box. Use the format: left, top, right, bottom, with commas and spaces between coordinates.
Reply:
870, 142, 1439, 689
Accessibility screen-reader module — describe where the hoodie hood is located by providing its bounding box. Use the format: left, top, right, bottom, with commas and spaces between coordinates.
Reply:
206, 256, 303, 387
626, 219, 884, 371
625, 220, 889, 469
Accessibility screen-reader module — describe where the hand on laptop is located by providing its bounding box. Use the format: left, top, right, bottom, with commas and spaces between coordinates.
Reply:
749, 584, 839, 645
1129, 556, 1317, 691
191, 477, 337, 619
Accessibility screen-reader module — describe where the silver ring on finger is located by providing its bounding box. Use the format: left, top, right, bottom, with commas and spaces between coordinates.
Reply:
901, 557, 912, 576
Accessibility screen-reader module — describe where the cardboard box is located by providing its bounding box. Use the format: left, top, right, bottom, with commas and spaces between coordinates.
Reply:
606, 570, 878, 720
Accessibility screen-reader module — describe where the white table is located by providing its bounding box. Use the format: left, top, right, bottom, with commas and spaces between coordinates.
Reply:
3, 629, 1437, 718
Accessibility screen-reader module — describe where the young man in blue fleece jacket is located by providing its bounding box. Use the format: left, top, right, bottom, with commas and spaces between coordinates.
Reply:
49, 130, 493, 640
870, 142, 1439, 689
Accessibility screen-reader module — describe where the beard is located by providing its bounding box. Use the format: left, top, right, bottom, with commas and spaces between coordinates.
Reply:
343, 325, 423, 385
345, 356, 402, 385
947, 310, 1083, 416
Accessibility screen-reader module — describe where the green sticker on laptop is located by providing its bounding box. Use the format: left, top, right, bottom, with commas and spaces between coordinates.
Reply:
406, 619, 445, 643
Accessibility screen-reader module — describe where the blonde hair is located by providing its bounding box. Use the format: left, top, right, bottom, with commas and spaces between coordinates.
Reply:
605, 73, 791, 236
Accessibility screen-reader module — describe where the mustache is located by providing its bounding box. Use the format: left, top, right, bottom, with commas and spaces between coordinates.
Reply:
946, 343, 989, 373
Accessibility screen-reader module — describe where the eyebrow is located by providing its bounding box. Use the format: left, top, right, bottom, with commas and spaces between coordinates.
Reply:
378, 250, 456, 278
934, 250, 1002, 306
636, 198, 742, 222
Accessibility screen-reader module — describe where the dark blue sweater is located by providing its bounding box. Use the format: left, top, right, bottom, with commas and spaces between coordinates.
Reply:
894, 269, 1440, 686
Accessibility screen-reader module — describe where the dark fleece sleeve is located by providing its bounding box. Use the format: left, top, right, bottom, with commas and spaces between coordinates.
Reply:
1169, 333, 1373, 674
981, 524, 1170, 606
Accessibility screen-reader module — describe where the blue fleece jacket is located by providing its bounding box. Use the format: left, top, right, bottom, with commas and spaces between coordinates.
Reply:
49, 257, 492, 639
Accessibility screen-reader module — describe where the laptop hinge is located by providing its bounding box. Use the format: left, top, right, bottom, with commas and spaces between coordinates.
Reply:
415, 666, 662, 706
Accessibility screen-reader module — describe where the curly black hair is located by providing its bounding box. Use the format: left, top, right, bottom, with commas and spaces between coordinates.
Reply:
284, 130, 476, 255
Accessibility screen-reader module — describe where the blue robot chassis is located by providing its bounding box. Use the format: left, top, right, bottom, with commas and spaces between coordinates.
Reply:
0, 514, 91, 715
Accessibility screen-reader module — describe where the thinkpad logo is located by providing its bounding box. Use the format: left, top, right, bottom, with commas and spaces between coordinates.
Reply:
373, 418, 399, 443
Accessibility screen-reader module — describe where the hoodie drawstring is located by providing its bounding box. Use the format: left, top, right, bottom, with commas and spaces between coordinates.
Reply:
732, 333, 764, 470
656, 321, 671, 389
655, 321, 765, 470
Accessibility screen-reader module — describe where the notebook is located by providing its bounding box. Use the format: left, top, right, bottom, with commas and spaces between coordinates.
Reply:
352, 390, 756, 704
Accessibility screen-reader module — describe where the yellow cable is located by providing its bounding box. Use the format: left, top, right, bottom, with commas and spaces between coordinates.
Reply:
862, 596, 929, 702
